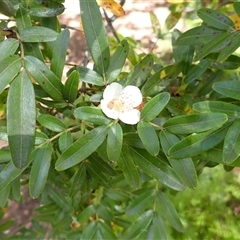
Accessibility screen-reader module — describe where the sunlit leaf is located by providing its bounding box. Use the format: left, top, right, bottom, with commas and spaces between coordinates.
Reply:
97, 0, 125, 17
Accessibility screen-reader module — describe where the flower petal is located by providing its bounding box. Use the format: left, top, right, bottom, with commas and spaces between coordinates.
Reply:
119, 109, 140, 125
100, 99, 119, 120
103, 82, 122, 101
119, 85, 142, 107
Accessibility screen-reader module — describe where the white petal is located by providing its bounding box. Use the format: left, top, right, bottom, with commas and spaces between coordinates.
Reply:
100, 99, 119, 120
120, 85, 142, 107
119, 109, 140, 125
103, 82, 123, 101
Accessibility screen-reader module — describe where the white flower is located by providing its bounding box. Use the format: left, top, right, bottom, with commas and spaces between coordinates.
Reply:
100, 82, 143, 125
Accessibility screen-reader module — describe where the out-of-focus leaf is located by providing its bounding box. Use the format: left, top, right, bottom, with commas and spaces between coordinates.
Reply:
223, 119, 240, 163
0, 55, 21, 95
193, 101, 240, 118
106, 39, 129, 83
20, 26, 58, 42
24, 56, 63, 100
137, 121, 159, 156
77, 204, 95, 222
7, 71, 36, 168
0, 148, 11, 163
117, 144, 140, 189
10, 176, 21, 202
97, 204, 113, 221
163, 113, 227, 134
0, 0, 15, 16
74, 106, 111, 125
37, 114, 66, 132
51, 29, 70, 79
0, 39, 19, 61
197, 8, 235, 31
55, 126, 109, 171
130, 147, 185, 191
141, 92, 170, 121
0, 218, 14, 232
82, 221, 97, 240
165, 11, 181, 30
150, 11, 161, 38
80, 0, 110, 75
63, 70, 79, 103
29, 142, 52, 198
0, 183, 10, 207
107, 123, 123, 161
97, 0, 125, 17
97, 221, 117, 240
58, 132, 73, 153
213, 81, 240, 100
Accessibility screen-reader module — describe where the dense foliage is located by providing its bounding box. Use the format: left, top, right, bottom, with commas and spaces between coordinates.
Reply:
0, 0, 240, 239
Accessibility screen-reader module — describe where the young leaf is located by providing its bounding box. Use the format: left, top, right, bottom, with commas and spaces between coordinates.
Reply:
7, 70, 36, 168
223, 119, 240, 163
213, 81, 240, 100
55, 126, 109, 171
107, 123, 123, 161
141, 92, 170, 122
163, 113, 227, 134
0, 39, 19, 61
29, 142, 52, 198
37, 114, 66, 132
51, 29, 70, 79
63, 70, 79, 103
80, 0, 110, 75
137, 121, 159, 156
106, 39, 129, 83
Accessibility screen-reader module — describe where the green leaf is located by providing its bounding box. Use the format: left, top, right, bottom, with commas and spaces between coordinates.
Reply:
37, 114, 66, 132
193, 101, 240, 117
58, 132, 73, 153
24, 55, 63, 100
123, 210, 153, 239
10, 176, 21, 202
223, 119, 240, 163
184, 59, 210, 83
141, 92, 170, 121
130, 148, 185, 191
0, 55, 21, 95
156, 192, 183, 232
98, 221, 117, 240
117, 145, 140, 189
0, 39, 19, 61
163, 113, 227, 134
74, 106, 111, 125
213, 81, 240, 100
74, 66, 105, 86
50, 29, 70, 79
77, 204, 96, 222
7, 70, 36, 168
63, 70, 79, 103
82, 221, 97, 240
80, 0, 110, 75
0, 184, 10, 208
20, 26, 58, 42
29, 142, 52, 198
169, 124, 230, 159
55, 126, 109, 171
125, 54, 153, 86
126, 190, 155, 215
152, 212, 167, 240
197, 8, 235, 31
165, 11, 181, 30
160, 130, 197, 189
107, 123, 122, 161
0, 148, 11, 163
106, 39, 129, 84
123, 132, 145, 149
0, 0, 15, 17
234, 2, 240, 17
137, 121, 159, 156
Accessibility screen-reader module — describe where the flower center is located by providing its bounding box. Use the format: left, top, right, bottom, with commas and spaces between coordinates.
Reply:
107, 98, 125, 112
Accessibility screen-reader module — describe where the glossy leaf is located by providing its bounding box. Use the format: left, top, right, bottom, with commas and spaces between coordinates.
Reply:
7, 71, 36, 168
163, 113, 227, 134
24, 56, 63, 100
80, 0, 110, 75
107, 123, 123, 161
0, 55, 21, 95
55, 126, 109, 171
160, 130, 197, 189
37, 114, 66, 132
197, 8, 235, 31
193, 101, 240, 117
51, 29, 70, 79
213, 81, 240, 100
117, 144, 140, 189
169, 124, 230, 159
223, 119, 240, 163
137, 121, 159, 156
125, 54, 153, 86
20, 26, 58, 42
141, 92, 170, 121
106, 39, 129, 83
0, 39, 19, 61
130, 147, 185, 191
63, 70, 79, 103
29, 142, 52, 198
74, 106, 111, 125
